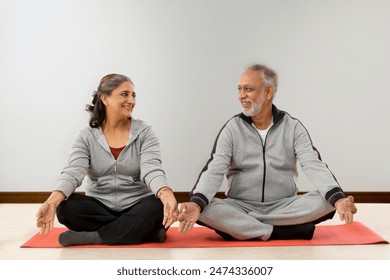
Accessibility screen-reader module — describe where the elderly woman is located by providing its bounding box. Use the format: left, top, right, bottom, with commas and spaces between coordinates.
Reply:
36, 74, 177, 246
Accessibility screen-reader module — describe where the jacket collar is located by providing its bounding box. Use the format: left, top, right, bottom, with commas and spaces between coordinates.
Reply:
239, 104, 285, 125
91, 117, 149, 150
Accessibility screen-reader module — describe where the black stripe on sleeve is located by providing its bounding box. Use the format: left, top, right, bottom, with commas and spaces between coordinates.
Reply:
189, 193, 209, 212
325, 187, 346, 206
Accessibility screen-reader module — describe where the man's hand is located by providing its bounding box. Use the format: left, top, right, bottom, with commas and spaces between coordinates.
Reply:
335, 195, 357, 224
178, 202, 201, 233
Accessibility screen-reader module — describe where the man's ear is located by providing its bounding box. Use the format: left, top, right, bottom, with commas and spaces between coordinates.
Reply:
266, 86, 274, 101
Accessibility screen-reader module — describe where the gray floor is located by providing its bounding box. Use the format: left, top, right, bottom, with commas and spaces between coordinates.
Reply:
1, 203, 389, 260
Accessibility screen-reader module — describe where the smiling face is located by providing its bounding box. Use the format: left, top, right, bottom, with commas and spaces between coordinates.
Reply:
238, 70, 267, 117
100, 81, 136, 120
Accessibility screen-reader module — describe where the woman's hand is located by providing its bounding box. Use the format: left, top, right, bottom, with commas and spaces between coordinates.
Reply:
157, 187, 178, 228
36, 201, 57, 235
35, 191, 65, 235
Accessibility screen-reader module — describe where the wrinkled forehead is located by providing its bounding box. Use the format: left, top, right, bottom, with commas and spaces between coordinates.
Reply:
239, 70, 263, 86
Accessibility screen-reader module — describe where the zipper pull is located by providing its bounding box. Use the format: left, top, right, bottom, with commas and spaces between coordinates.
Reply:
114, 162, 117, 172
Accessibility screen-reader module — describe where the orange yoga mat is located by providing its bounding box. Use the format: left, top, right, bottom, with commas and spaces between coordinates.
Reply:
21, 222, 388, 248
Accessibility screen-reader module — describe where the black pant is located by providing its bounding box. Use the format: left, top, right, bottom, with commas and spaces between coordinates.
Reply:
56, 193, 164, 245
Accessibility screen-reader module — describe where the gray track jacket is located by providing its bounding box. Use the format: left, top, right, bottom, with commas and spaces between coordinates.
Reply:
54, 118, 168, 211
190, 105, 346, 211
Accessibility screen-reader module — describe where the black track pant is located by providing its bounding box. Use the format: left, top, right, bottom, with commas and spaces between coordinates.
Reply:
56, 193, 164, 245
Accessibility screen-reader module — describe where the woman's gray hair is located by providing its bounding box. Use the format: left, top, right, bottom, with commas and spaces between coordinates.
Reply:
246, 64, 278, 94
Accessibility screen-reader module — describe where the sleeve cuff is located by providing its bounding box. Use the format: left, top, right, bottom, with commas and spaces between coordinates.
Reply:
189, 193, 209, 212
325, 187, 346, 207
54, 180, 75, 199
148, 174, 169, 194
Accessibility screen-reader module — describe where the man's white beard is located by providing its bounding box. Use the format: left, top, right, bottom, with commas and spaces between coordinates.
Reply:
242, 94, 265, 117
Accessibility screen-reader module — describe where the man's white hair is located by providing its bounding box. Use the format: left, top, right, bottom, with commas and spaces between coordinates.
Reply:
246, 64, 278, 95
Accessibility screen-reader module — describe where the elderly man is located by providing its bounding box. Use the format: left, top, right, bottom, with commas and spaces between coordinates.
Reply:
178, 64, 357, 240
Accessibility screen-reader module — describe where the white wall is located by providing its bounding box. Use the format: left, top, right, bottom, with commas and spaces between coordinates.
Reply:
1, 0, 389, 193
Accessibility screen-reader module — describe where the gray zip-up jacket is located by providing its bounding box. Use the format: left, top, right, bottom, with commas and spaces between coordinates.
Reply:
190, 105, 346, 211
54, 118, 168, 211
